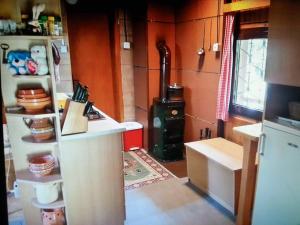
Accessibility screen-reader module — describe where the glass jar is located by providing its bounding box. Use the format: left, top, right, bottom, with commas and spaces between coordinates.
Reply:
54, 16, 63, 36
48, 16, 55, 36
39, 15, 48, 36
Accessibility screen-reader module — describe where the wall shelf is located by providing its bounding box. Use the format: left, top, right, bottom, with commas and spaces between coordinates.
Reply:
22, 135, 57, 145
16, 168, 62, 185
5, 111, 56, 119
31, 198, 65, 209
12, 75, 51, 79
0, 35, 65, 41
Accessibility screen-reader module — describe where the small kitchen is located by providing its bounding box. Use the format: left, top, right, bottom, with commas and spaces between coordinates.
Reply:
1, 0, 300, 225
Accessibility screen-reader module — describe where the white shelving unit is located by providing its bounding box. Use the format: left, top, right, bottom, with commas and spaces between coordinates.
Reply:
0, 1, 68, 221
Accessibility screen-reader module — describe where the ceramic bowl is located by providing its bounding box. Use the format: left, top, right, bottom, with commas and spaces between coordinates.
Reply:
30, 167, 54, 177
17, 99, 51, 113
29, 155, 55, 170
29, 155, 55, 177
17, 93, 48, 99
31, 127, 54, 134
32, 130, 54, 141
25, 118, 53, 130
29, 161, 55, 172
17, 96, 51, 103
17, 88, 45, 95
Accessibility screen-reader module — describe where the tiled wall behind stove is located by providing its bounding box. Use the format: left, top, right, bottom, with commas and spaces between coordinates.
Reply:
119, 10, 136, 121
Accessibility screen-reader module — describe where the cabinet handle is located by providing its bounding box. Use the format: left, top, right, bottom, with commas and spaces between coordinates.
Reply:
258, 133, 266, 155
288, 142, 299, 149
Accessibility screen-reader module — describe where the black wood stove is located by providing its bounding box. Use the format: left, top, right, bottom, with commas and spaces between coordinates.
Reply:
150, 41, 185, 161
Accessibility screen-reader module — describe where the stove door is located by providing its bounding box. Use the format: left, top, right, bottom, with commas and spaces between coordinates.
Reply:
164, 117, 184, 144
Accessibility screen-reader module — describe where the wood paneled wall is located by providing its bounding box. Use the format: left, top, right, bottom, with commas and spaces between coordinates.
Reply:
67, 8, 120, 120
132, 1, 176, 149
175, 0, 224, 142
132, 3, 149, 148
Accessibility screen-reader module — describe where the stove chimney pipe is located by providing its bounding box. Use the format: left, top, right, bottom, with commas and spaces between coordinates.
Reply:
156, 40, 171, 102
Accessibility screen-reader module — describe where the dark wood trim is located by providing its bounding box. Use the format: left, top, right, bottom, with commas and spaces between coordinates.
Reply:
229, 13, 265, 121
230, 105, 263, 121
217, 119, 225, 137
109, 10, 124, 122
223, 0, 270, 13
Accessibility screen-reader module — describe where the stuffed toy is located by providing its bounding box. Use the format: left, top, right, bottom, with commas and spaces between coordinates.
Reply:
7, 51, 31, 75
31, 45, 49, 75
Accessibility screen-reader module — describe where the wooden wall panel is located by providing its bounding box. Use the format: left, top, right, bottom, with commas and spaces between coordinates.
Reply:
67, 11, 117, 119
147, 1, 175, 23
147, 22, 176, 70
135, 107, 149, 149
110, 11, 124, 122
148, 69, 177, 108
132, 20, 148, 68
224, 116, 257, 145
175, 0, 223, 143
134, 67, 148, 111
176, 0, 224, 22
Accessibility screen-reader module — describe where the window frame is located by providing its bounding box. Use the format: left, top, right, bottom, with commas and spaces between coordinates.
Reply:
229, 23, 268, 121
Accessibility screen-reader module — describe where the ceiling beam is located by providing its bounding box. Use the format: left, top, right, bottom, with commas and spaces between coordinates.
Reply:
223, 0, 270, 13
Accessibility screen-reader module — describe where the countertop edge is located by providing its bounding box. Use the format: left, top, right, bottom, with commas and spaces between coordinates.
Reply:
60, 127, 126, 141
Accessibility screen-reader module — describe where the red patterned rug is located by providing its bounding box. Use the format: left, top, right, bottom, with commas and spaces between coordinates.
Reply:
124, 149, 175, 191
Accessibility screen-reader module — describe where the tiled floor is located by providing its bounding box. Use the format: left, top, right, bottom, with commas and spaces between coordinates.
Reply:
125, 178, 235, 225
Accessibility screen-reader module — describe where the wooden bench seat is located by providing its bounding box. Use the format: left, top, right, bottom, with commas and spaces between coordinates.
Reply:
185, 138, 244, 215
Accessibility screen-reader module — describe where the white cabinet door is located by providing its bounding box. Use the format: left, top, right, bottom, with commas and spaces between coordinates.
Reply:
252, 126, 300, 225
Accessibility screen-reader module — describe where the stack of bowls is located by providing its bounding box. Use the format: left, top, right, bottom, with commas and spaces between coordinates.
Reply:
17, 88, 52, 113
29, 155, 55, 177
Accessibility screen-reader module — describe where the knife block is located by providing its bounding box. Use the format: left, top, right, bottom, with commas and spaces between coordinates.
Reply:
61, 99, 88, 135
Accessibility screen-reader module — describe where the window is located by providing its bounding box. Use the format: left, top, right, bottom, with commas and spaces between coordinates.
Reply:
230, 28, 268, 120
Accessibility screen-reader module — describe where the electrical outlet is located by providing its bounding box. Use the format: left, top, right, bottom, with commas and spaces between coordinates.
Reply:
213, 43, 221, 52
123, 42, 131, 49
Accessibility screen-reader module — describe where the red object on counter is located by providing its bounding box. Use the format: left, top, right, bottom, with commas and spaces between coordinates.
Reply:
121, 122, 143, 152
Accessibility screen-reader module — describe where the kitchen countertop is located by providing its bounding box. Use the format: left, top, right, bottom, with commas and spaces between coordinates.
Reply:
60, 107, 125, 141
233, 123, 262, 141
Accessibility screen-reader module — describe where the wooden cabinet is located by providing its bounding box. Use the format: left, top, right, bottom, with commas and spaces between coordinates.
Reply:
60, 133, 125, 225
265, 0, 300, 87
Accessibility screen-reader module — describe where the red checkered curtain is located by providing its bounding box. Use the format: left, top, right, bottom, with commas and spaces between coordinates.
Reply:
216, 15, 235, 121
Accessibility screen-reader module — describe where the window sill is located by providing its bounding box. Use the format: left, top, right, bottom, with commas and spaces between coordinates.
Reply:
229, 114, 260, 124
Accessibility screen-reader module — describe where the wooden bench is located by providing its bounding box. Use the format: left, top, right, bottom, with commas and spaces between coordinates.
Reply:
185, 138, 244, 215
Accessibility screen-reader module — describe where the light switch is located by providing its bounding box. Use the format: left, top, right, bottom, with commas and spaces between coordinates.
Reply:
123, 42, 131, 49
213, 43, 221, 52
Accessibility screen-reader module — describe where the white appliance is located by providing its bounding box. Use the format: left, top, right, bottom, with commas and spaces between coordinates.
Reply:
252, 121, 300, 225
